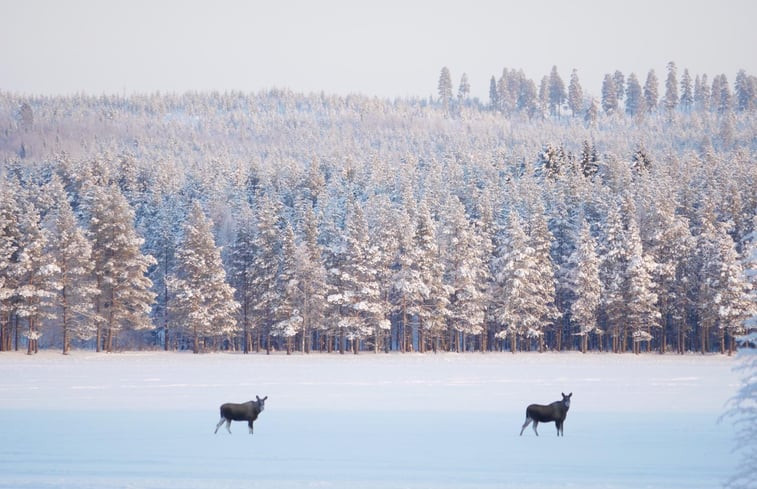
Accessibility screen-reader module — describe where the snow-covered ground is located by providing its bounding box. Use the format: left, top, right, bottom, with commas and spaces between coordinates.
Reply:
0, 351, 741, 488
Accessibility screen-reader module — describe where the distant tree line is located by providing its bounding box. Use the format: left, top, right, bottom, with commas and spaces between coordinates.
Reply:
0, 63, 755, 354
440, 62, 757, 122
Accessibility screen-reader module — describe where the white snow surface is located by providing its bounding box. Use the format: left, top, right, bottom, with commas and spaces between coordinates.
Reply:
0, 351, 741, 488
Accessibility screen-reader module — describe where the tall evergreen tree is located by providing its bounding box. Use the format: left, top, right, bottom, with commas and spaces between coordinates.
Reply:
644, 69, 659, 113
89, 184, 156, 352
625, 73, 643, 117
457, 73, 470, 102
695, 73, 710, 111
292, 205, 327, 353
438, 66, 453, 115
490, 210, 550, 352
229, 205, 257, 353
49, 186, 97, 354
249, 194, 283, 353
623, 210, 660, 353
169, 202, 239, 353
663, 61, 679, 113
548, 66, 566, 116
15, 203, 59, 354
680, 68, 694, 112
568, 69, 583, 117
567, 221, 601, 352
0, 180, 22, 351
489, 75, 499, 112
601, 74, 619, 115
734, 69, 755, 112
613, 70, 625, 104
443, 196, 487, 352
271, 222, 301, 353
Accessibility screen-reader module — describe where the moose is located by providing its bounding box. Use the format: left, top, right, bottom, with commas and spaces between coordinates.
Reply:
214, 395, 268, 435
519, 392, 572, 436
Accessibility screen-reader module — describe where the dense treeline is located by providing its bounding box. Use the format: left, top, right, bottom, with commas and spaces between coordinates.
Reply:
0, 64, 755, 354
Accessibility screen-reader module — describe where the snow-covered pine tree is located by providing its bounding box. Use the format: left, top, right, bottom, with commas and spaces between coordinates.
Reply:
390, 201, 431, 352
169, 202, 239, 353
490, 210, 542, 352
644, 69, 659, 113
710, 223, 753, 354
548, 66, 566, 117
0, 180, 22, 351
413, 202, 448, 353
567, 221, 601, 352
271, 221, 302, 354
601, 74, 619, 115
442, 196, 487, 352
15, 202, 59, 354
89, 184, 156, 352
623, 207, 660, 354
327, 200, 384, 354
625, 73, 643, 117
438, 67, 453, 115
250, 194, 283, 354
527, 201, 559, 352
663, 61, 679, 114
599, 203, 628, 352
48, 183, 97, 354
292, 204, 327, 353
680, 68, 694, 112
363, 194, 398, 353
229, 205, 257, 353
568, 69, 583, 117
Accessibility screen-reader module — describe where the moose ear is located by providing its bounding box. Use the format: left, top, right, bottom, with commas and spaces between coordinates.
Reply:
263, 396, 268, 401
568, 392, 573, 397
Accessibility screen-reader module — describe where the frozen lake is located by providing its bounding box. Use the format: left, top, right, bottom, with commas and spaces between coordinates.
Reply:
0, 351, 741, 488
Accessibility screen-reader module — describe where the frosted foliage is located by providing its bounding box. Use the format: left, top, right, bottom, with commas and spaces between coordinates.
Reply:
0, 80, 755, 353
170, 202, 239, 351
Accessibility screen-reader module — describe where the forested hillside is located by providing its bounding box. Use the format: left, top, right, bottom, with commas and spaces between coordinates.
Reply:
1, 64, 755, 354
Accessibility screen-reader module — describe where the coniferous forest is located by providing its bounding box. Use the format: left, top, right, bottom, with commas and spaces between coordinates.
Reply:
1, 63, 755, 355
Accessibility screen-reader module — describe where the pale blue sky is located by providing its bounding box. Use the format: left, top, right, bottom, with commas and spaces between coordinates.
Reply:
2, 0, 756, 100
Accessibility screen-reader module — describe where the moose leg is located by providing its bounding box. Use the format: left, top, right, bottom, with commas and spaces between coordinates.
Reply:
532, 420, 539, 436
214, 417, 226, 434
248, 420, 254, 435
520, 417, 532, 436
225, 419, 232, 433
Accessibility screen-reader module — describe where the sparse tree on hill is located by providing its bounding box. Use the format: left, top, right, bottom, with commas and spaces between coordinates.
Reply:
568, 69, 583, 117
644, 69, 659, 113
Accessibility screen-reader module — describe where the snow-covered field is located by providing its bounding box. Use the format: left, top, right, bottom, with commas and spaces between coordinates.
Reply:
0, 351, 741, 489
